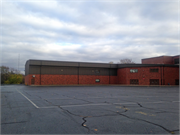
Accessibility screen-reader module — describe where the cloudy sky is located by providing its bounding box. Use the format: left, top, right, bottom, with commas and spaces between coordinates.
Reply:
1, 0, 179, 74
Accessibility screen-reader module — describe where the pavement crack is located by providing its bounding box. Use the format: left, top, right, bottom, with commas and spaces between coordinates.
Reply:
171, 129, 179, 132
58, 106, 82, 117
82, 117, 90, 133
44, 99, 53, 105
137, 102, 143, 107
136, 102, 176, 113
1, 121, 27, 125
116, 112, 174, 134
62, 95, 93, 104
37, 96, 54, 106
57, 106, 91, 133
24, 91, 31, 96
57, 106, 118, 133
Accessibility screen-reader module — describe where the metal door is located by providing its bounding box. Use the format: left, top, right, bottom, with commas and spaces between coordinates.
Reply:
31, 79, 35, 85
175, 79, 179, 85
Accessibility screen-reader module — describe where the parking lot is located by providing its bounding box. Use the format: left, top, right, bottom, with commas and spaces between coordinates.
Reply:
1, 85, 179, 134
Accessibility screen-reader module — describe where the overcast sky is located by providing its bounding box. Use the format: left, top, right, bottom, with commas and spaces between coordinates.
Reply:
1, 0, 179, 74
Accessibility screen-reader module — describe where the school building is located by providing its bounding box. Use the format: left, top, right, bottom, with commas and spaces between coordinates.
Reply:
25, 55, 179, 86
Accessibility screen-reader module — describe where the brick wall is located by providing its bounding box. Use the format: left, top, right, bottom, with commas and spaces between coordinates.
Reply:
117, 68, 127, 84
25, 75, 29, 85
25, 66, 179, 85
25, 74, 41, 85
162, 56, 174, 64
118, 67, 179, 85
109, 76, 118, 84
25, 74, 118, 85
164, 67, 179, 85
118, 67, 162, 85
142, 56, 173, 64
41, 75, 78, 85
172, 56, 179, 64
79, 75, 109, 84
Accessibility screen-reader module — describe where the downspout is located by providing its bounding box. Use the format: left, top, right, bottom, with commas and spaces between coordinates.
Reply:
109, 65, 111, 84
163, 65, 164, 85
78, 63, 79, 84
40, 61, 42, 85
161, 65, 164, 85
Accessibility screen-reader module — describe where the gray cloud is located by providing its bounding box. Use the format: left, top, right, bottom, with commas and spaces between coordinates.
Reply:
1, 0, 179, 74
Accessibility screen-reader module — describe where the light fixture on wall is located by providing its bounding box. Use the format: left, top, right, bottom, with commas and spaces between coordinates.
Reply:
32, 75, 35, 78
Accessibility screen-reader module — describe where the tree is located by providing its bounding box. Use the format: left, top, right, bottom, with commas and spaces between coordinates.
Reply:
0, 66, 24, 84
1, 66, 10, 84
109, 61, 114, 64
4, 74, 23, 84
119, 58, 135, 64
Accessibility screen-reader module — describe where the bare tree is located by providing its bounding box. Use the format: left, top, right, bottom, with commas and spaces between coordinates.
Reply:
109, 61, 114, 64
119, 58, 135, 64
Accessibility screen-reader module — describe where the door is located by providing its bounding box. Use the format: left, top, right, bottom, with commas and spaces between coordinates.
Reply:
31, 79, 35, 85
175, 79, 179, 85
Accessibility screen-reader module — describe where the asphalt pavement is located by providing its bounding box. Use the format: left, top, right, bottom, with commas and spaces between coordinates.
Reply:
1, 85, 179, 134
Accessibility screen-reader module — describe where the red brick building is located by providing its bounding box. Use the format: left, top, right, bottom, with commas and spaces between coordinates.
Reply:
25, 56, 179, 86
142, 55, 179, 65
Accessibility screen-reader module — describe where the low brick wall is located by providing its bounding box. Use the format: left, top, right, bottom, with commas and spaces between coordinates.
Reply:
25, 66, 179, 86
25, 74, 118, 85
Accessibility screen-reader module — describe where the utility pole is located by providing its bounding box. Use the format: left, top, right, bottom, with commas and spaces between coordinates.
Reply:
18, 54, 20, 73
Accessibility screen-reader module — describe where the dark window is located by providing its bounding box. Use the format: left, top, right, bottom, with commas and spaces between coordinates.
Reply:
150, 68, 159, 72
95, 79, 100, 82
130, 69, 138, 73
174, 58, 179, 64
130, 79, 139, 84
150, 79, 159, 85
175, 79, 179, 85
95, 69, 100, 73
31, 79, 35, 85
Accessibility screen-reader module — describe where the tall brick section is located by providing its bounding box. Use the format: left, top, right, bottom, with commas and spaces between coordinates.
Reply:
173, 55, 179, 64
142, 56, 174, 64
118, 67, 179, 85
164, 67, 179, 85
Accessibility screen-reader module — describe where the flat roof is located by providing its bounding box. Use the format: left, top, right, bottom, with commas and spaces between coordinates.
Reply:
142, 55, 180, 60
26, 59, 179, 68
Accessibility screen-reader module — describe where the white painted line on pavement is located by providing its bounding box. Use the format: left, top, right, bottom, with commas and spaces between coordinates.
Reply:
15, 89, 179, 109
39, 106, 57, 108
38, 103, 110, 108
61, 103, 110, 108
38, 100, 179, 109
172, 101, 180, 103
16, 89, 39, 108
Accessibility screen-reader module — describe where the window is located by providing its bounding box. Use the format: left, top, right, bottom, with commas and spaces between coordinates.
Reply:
150, 79, 159, 85
150, 68, 159, 72
130, 79, 139, 84
95, 79, 100, 82
92, 69, 100, 74
174, 58, 179, 64
130, 69, 138, 73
